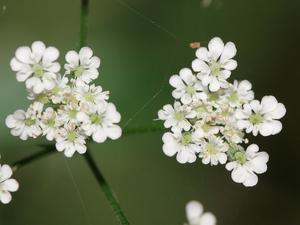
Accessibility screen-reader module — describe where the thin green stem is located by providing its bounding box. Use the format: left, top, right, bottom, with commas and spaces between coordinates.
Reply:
84, 150, 130, 225
11, 123, 163, 170
79, 0, 89, 48
12, 144, 55, 171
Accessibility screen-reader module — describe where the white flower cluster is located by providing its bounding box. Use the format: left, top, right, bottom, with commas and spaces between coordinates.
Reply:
184, 201, 216, 225
0, 156, 19, 204
6, 41, 122, 157
158, 37, 286, 187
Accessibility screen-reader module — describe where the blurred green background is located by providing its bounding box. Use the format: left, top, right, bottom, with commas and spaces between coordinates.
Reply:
0, 0, 299, 224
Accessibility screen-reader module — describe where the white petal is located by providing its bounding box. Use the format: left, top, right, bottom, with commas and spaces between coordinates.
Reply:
106, 125, 122, 140
222, 59, 237, 70
180, 68, 195, 84
186, 201, 203, 222
79, 47, 93, 63
92, 130, 107, 143
169, 75, 184, 89
199, 212, 217, 225
0, 191, 12, 204
208, 77, 220, 92
259, 121, 282, 136
208, 37, 224, 60
31, 41, 46, 60
243, 172, 258, 187
0, 165, 13, 181
261, 96, 278, 114
162, 143, 178, 157
3, 179, 19, 192
192, 59, 210, 72
16, 47, 33, 64
42, 47, 59, 64
90, 56, 100, 68
195, 47, 209, 61
65, 50, 79, 66
176, 151, 189, 164
268, 103, 286, 119
220, 41, 237, 63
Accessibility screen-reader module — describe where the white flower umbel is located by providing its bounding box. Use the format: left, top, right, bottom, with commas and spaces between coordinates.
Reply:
236, 96, 286, 136
7, 42, 122, 157
192, 37, 237, 92
65, 47, 100, 86
158, 36, 286, 187
10, 41, 60, 94
185, 201, 217, 225
169, 68, 207, 104
162, 130, 203, 164
199, 135, 228, 165
226, 144, 269, 187
0, 162, 19, 204
80, 103, 122, 143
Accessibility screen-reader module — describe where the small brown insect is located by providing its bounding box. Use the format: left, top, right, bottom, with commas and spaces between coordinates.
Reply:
190, 42, 201, 49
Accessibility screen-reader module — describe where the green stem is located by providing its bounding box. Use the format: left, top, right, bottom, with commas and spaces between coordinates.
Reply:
84, 150, 130, 225
11, 124, 163, 170
79, 0, 89, 48
12, 144, 55, 171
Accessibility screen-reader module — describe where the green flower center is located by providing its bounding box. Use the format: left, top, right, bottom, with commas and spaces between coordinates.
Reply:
36, 94, 49, 104
84, 92, 94, 102
234, 151, 247, 164
180, 132, 192, 145
185, 85, 196, 95
74, 66, 84, 77
47, 117, 56, 127
208, 92, 219, 101
249, 113, 263, 124
90, 114, 102, 124
67, 131, 77, 142
196, 106, 207, 115
32, 64, 44, 77
68, 109, 78, 119
174, 112, 184, 121
24, 118, 36, 126
207, 143, 218, 155
210, 61, 221, 76
52, 86, 60, 95
228, 91, 238, 102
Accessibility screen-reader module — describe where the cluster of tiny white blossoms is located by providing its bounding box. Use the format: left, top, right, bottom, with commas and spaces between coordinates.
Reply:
184, 200, 216, 225
158, 37, 286, 187
0, 156, 19, 204
6, 41, 122, 158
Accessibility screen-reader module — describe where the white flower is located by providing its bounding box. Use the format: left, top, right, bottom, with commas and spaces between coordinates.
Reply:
74, 83, 109, 107
64, 47, 100, 85
225, 80, 254, 107
169, 68, 207, 104
79, 103, 122, 143
5, 104, 42, 140
185, 201, 217, 225
10, 41, 60, 94
236, 96, 286, 136
226, 144, 269, 187
49, 74, 70, 104
55, 125, 87, 157
162, 130, 203, 164
158, 102, 195, 132
40, 107, 61, 141
0, 163, 19, 204
199, 135, 228, 165
192, 37, 237, 92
